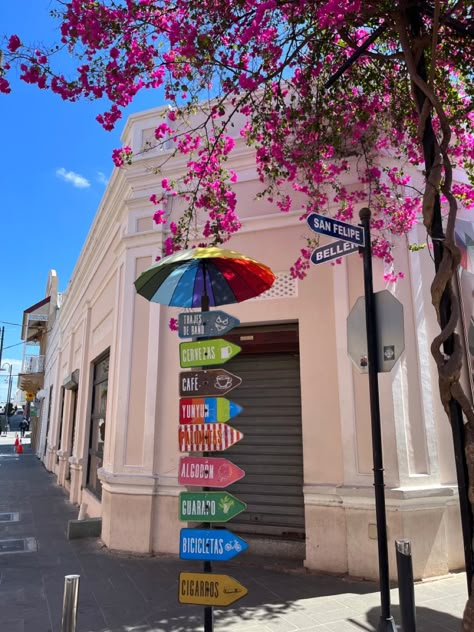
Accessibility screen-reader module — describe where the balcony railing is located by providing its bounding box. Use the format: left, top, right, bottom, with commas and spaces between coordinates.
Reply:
21, 355, 45, 374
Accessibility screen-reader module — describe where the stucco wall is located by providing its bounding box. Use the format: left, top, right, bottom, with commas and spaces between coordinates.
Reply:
36, 104, 465, 580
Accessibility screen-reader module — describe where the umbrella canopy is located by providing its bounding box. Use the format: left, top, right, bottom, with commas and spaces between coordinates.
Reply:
134, 246, 275, 307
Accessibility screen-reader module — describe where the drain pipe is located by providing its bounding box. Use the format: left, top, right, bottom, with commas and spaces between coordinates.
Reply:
61, 574, 80, 632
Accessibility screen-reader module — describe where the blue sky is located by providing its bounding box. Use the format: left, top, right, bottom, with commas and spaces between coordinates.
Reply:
0, 2, 165, 400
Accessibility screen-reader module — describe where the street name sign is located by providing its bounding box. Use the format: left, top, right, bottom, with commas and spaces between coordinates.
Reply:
307, 212, 365, 246
310, 239, 359, 265
178, 572, 248, 606
347, 290, 405, 373
178, 424, 244, 452
178, 311, 240, 339
179, 369, 243, 397
180, 339, 242, 368
179, 397, 242, 424
179, 491, 247, 522
179, 528, 248, 561
178, 456, 245, 487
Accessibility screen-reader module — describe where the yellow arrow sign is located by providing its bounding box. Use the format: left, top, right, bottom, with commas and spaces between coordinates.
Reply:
178, 572, 248, 606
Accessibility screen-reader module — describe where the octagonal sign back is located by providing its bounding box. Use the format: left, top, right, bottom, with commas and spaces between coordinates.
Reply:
347, 290, 405, 373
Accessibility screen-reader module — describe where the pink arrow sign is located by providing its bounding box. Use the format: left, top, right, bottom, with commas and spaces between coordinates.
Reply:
178, 423, 243, 452
178, 456, 245, 488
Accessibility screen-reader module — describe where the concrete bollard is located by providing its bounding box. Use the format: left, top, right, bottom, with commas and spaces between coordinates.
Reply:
395, 539, 416, 632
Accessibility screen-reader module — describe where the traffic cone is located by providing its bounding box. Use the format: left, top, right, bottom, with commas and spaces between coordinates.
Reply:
14, 434, 19, 447
16, 440, 23, 454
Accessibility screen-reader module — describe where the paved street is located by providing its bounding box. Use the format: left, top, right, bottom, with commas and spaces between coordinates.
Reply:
0, 434, 467, 632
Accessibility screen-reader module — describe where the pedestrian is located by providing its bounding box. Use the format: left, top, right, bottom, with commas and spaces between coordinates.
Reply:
19, 418, 27, 438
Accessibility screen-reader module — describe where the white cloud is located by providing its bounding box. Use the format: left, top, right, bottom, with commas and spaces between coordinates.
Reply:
56, 167, 91, 189
96, 171, 109, 186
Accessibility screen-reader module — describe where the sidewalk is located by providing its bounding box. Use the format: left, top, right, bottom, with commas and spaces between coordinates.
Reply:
0, 435, 467, 632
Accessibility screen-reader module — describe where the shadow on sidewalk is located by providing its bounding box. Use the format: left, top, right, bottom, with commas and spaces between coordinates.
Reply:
358, 604, 463, 631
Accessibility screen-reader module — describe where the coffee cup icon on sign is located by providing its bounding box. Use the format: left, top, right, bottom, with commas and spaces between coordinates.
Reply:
215, 375, 233, 390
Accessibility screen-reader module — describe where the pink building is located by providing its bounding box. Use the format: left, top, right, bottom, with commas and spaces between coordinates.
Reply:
18, 105, 471, 580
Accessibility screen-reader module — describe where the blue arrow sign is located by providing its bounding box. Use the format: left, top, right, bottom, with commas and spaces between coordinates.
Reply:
311, 239, 359, 265
178, 311, 240, 339
179, 528, 248, 561
307, 212, 365, 246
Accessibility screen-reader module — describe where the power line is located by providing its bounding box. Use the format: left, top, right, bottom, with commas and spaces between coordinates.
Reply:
0, 321, 21, 327
1, 342, 24, 355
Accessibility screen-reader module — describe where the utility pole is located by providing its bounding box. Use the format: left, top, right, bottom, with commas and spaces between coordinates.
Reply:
1, 363, 13, 433
0, 326, 4, 368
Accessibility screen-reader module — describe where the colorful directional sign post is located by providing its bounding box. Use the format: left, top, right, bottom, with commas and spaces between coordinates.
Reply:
180, 528, 248, 561
179, 397, 242, 424
178, 456, 245, 488
177, 309, 247, 628
180, 339, 242, 368
179, 369, 243, 397
179, 311, 240, 338
178, 572, 248, 606
179, 492, 247, 522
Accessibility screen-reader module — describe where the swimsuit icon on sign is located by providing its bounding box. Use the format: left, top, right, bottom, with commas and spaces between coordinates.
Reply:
214, 315, 229, 332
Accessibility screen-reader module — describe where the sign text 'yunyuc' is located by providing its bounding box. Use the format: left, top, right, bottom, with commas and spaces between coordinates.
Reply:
179, 397, 242, 424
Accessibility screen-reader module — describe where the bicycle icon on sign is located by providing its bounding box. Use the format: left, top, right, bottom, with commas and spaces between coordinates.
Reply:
224, 540, 243, 553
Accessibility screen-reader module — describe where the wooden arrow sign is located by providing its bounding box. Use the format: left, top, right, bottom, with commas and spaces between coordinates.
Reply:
178, 456, 245, 488
179, 491, 247, 522
179, 369, 243, 397
178, 572, 248, 606
178, 424, 243, 452
179, 397, 242, 424
179, 339, 241, 368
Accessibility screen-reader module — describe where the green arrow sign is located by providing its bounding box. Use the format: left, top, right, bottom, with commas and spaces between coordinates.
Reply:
179, 491, 247, 522
179, 339, 242, 368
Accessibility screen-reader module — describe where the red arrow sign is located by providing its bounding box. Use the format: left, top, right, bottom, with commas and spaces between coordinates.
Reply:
178, 424, 243, 452
178, 456, 245, 488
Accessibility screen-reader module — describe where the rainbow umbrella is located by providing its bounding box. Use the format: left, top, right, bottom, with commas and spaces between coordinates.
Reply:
134, 246, 275, 308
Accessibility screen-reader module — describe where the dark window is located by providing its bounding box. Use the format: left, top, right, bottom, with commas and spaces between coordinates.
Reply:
66, 388, 78, 482
56, 387, 66, 463
43, 385, 54, 457
86, 353, 109, 499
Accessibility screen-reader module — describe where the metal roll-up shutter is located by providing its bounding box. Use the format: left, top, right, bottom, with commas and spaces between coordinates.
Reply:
217, 327, 304, 539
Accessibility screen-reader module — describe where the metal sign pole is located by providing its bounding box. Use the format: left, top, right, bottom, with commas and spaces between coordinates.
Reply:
200, 284, 214, 632
359, 207, 397, 632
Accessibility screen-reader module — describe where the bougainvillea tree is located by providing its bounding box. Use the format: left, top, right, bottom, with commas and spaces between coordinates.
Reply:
2, 0, 474, 624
